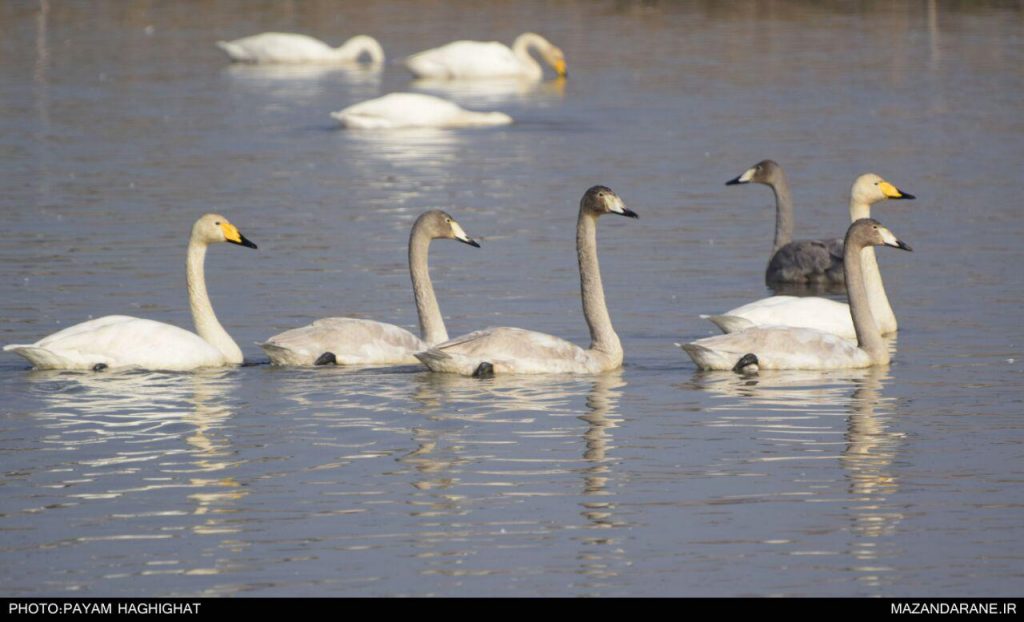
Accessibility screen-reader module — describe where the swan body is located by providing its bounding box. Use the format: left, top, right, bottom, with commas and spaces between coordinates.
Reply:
259, 210, 479, 367
331, 93, 513, 129
702, 296, 857, 338
216, 32, 385, 64
404, 33, 566, 81
416, 186, 637, 376
726, 160, 845, 285
710, 172, 915, 337
682, 219, 912, 371
4, 215, 257, 371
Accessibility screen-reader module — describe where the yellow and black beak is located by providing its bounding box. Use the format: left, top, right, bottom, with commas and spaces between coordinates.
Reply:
221, 222, 258, 249
554, 58, 567, 78
879, 181, 915, 200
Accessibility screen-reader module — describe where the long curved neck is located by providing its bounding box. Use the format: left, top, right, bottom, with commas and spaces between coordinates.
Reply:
844, 237, 889, 364
577, 211, 622, 359
186, 240, 243, 364
511, 33, 545, 79
770, 171, 794, 253
849, 197, 896, 332
409, 223, 447, 345
335, 35, 385, 63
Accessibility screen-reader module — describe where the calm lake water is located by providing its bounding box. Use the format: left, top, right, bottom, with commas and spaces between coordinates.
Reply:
1, 0, 1022, 597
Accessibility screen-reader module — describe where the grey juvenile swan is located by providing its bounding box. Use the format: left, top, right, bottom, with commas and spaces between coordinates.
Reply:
415, 186, 636, 376
259, 210, 479, 366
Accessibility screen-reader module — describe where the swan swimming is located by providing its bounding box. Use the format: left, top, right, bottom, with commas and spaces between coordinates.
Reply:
681, 218, 912, 372
331, 92, 513, 129
216, 32, 385, 64
707, 173, 915, 337
4, 214, 257, 372
404, 33, 566, 81
259, 210, 479, 367
416, 186, 636, 376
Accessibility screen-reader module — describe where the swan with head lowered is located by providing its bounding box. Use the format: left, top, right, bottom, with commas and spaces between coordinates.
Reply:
332, 93, 513, 130
416, 186, 636, 376
681, 218, 912, 372
404, 33, 567, 81
706, 173, 915, 338
216, 32, 385, 64
4, 214, 257, 371
259, 210, 479, 367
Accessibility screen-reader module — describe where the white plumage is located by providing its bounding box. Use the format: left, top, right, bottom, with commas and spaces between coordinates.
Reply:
216, 32, 385, 64
331, 93, 512, 129
404, 33, 566, 81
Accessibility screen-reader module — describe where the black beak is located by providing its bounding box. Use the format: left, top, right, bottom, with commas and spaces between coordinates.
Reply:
619, 208, 639, 219
894, 239, 912, 252
893, 190, 916, 200
232, 234, 258, 249
725, 175, 745, 186
460, 238, 481, 248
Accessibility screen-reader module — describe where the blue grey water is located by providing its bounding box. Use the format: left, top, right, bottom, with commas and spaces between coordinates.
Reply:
1, 0, 1022, 597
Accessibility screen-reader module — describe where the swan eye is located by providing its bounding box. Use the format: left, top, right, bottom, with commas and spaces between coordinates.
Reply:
215, 221, 221, 225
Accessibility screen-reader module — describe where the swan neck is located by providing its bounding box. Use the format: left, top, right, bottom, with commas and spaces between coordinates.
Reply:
577, 211, 621, 358
844, 237, 888, 364
848, 199, 896, 332
511, 33, 544, 79
770, 172, 794, 253
409, 222, 447, 345
336, 36, 384, 63
186, 239, 243, 364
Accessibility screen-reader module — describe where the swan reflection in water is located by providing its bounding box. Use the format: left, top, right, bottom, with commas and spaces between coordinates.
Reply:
404, 370, 629, 586
21, 368, 247, 529
686, 364, 904, 587
222, 62, 382, 101
408, 76, 566, 107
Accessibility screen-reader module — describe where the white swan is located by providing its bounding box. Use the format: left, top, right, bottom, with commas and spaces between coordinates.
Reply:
216, 32, 385, 64
707, 173, 915, 338
416, 186, 636, 376
404, 33, 566, 81
258, 210, 479, 367
681, 218, 912, 371
4, 214, 257, 371
331, 92, 513, 129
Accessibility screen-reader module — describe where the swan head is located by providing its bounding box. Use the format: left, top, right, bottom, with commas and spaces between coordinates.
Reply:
517, 33, 567, 77
851, 173, 915, 205
193, 213, 258, 249
545, 47, 567, 77
581, 186, 638, 219
419, 209, 480, 247
848, 218, 912, 252
726, 159, 782, 186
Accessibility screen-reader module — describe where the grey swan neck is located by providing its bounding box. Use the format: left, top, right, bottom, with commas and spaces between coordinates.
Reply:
409, 220, 448, 345
844, 234, 889, 365
577, 211, 622, 360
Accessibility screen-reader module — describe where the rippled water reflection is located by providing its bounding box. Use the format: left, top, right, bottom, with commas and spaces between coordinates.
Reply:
1, 0, 1022, 597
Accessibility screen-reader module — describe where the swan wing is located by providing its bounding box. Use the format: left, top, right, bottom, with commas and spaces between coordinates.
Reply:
681, 326, 870, 371
767, 238, 845, 283
716, 296, 856, 338
260, 317, 424, 366
405, 41, 522, 79
416, 326, 598, 375
5, 316, 224, 371
331, 93, 510, 129
217, 33, 334, 63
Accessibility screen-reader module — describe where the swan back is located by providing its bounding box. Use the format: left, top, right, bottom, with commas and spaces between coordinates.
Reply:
331, 93, 513, 129
216, 32, 384, 64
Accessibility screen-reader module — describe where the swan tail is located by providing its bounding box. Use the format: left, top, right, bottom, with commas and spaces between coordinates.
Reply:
678, 342, 717, 370
4, 345, 72, 370
216, 41, 250, 62
257, 341, 308, 366
701, 314, 755, 334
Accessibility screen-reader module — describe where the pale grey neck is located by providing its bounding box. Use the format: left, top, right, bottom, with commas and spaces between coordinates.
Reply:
186, 241, 243, 364
577, 212, 621, 357
409, 225, 447, 345
849, 198, 896, 332
770, 171, 794, 253
844, 238, 889, 364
